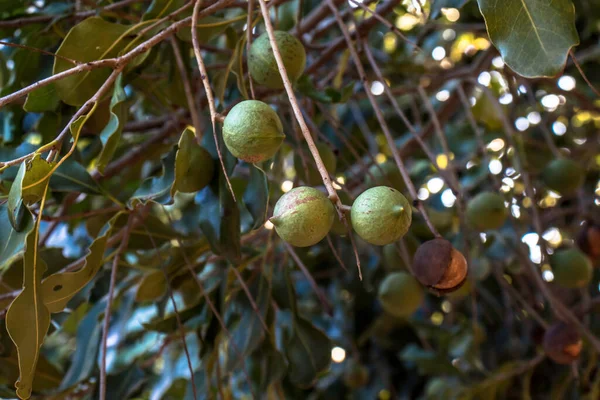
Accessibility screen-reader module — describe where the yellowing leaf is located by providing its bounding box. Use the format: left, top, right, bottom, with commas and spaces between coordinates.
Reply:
5, 226, 51, 399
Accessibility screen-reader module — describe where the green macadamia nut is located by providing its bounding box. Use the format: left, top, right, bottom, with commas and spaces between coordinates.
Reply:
222, 100, 285, 163
550, 248, 593, 289
293, 142, 336, 186
351, 186, 412, 246
249, 31, 306, 89
541, 158, 585, 196
466, 191, 507, 231
377, 271, 424, 318
270, 186, 334, 247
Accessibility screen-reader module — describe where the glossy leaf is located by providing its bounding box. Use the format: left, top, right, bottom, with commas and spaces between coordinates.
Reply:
226, 274, 270, 371
23, 84, 59, 113
132, 146, 177, 204
40, 215, 116, 313
21, 154, 55, 205
172, 127, 215, 195
7, 161, 26, 230
285, 316, 331, 388
5, 229, 51, 399
242, 163, 269, 231
135, 270, 167, 303
0, 204, 33, 271
50, 160, 103, 194
96, 73, 127, 174
143, 0, 186, 20
53, 18, 142, 106
477, 0, 579, 77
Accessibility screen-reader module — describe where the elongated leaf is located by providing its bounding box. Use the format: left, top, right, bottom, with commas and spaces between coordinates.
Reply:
21, 154, 55, 205
51, 160, 102, 194
132, 146, 177, 204
40, 216, 117, 313
176, 15, 248, 43
60, 298, 106, 388
7, 161, 26, 230
53, 18, 142, 106
135, 270, 167, 303
23, 84, 60, 113
243, 164, 269, 231
0, 204, 33, 271
143, 0, 186, 20
285, 316, 331, 388
247, 340, 287, 394
97, 73, 126, 174
226, 274, 270, 371
477, 0, 579, 77
5, 228, 51, 399
0, 351, 62, 393
172, 127, 215, 195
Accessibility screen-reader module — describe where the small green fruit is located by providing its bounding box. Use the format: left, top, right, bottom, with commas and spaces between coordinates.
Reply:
343, 360, 369, 389
412, 238, 468, 293
222, 100, 285, 163
543, 322, 582, 364
365, 161, 406, 192
351, 186, 412, 246
329, 191, 352, 236
542, 158, 584, 196
293, 142, 337, 186
270, 186, 334, 247
249, 31, 306, 89
466, 192, 507, 231
377, 271, 424, 318
550, 248, 592, 289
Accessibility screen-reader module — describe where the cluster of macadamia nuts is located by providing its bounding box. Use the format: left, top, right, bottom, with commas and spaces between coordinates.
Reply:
220, 28, 473, 319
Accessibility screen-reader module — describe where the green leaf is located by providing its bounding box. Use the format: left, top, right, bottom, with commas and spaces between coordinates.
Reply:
172, 128, 215, 195
96, 73, 127, 174
242, 164, 269, 231
23, 84, 60, 113
135, 270, 167, 303
0, 204, 33, 271
476, 0, 579, 77
21, 154, 55, 205
132, 146, 177, 204
0, 351, 62, 393
399, 344, 459, 375
5, 229, 51, 400
50, 159, 102, 194
285, 316, 331, 388
7, 161, 26, 231
296, 75, 354, 103
143, 0, 186, 20
196, 173, 241, 262
143, 302, 207, 333
226, 274, 270, 371
40, 215, 116, 313
53, 17, 143, 106
176, 14, 248, 44
247, 340, 287, 394
60, 299, 106, 388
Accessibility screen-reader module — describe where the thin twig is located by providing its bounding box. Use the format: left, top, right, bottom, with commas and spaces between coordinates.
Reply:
257, 0, 362, 278
170, 37, 202, 138
0, 40, 80, 65
99, 213, 135, 400
191, 0, 237, 201
570, 49, 600, 98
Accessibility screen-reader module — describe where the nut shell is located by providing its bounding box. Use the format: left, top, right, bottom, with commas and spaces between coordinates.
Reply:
412, 238, 468, 293
543, 322, 582, 364
577, 221, 600, 260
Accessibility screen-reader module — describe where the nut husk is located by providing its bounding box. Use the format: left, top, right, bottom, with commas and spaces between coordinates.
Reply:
543, 322, 582, 364
576, 220, 600, 261
412, 238, 468, 294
